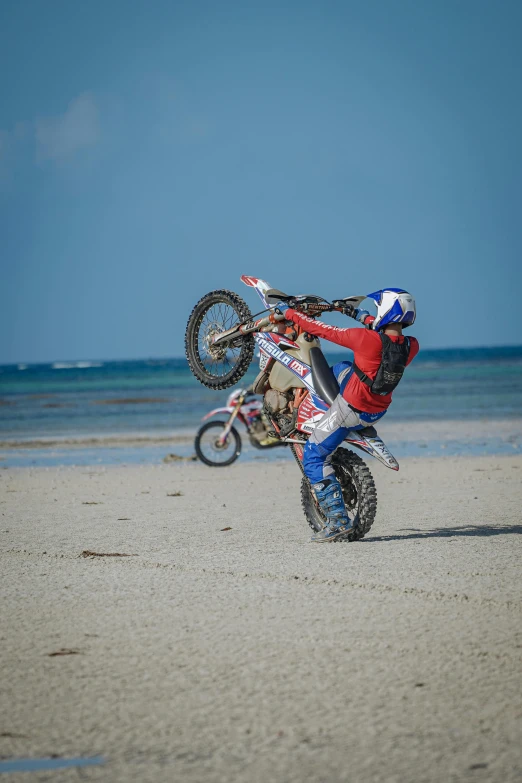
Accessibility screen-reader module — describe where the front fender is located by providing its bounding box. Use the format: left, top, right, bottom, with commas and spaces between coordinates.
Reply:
202, 407, 233, 421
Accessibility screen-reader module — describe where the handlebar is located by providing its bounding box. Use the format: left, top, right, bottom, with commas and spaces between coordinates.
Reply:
256, 299, 356, 329
281, 300, 352, 317
275, 294, 356, 318
212, 298, 355, 348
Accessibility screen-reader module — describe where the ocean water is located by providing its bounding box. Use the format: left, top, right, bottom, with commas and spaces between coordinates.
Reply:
1, 346, 521, 465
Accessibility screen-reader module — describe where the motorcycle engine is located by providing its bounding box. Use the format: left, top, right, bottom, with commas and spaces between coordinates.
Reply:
263, 389, 290, 415
263, 389, 295, 437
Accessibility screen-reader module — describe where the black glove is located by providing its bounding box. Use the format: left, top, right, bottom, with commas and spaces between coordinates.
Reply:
333, 301, 356, 318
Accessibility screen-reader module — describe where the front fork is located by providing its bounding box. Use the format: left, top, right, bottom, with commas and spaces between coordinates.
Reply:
211, 312, 285, 347
218, 393, 245, 445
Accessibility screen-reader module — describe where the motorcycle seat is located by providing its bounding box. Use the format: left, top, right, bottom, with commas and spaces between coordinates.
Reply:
357, 426, 378, 438
309, 347, 340, 406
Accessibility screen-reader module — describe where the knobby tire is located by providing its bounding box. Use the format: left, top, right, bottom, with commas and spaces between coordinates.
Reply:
300, 449, 378, 542
194, 421, 242, 467
185, 290, 255, 389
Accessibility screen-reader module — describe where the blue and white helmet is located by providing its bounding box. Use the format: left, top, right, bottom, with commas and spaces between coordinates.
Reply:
366, 288, 416, 331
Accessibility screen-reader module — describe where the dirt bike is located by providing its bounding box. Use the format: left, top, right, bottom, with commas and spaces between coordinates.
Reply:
185, 276, 400, 541
195, 387, 284, 467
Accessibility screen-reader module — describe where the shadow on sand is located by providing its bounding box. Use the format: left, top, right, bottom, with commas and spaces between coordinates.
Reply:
366, 524, 522, 542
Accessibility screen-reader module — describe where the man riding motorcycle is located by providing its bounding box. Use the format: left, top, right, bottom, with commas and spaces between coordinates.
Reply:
277, 289, 419, 543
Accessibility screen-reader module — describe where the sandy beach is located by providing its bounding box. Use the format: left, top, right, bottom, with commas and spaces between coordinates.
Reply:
1, 454, 521, 782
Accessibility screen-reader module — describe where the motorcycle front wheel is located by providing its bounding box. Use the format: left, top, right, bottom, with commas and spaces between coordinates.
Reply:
194, 421, 242, 467
301, 449, 377, 541
185, 290, 255, 389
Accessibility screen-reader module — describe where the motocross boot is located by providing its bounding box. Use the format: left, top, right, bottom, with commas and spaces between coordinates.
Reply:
310, 477, 354, 543
258, 434, 282, 447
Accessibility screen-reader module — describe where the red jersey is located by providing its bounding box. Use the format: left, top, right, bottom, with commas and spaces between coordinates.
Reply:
286, 309, 419, 413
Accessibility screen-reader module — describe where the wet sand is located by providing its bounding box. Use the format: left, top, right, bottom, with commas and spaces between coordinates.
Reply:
1, 455, 521, 782
1, 415, 520, 450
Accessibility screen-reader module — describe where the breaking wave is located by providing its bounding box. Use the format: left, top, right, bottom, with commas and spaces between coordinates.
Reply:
51, 362, 104, 370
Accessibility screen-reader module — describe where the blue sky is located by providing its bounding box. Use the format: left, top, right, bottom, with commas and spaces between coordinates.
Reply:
1, 0, 521, 363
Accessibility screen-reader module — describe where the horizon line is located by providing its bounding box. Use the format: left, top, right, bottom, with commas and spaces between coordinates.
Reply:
2, 342, 522, 367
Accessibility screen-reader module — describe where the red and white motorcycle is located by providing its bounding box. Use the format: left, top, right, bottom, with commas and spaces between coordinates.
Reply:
195, 387, 283, 467
185, 276, 399, 541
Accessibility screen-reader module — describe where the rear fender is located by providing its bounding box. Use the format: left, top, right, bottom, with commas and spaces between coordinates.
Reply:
344, 430, 399, 470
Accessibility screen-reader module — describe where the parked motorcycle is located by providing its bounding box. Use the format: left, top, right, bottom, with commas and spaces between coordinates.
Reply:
195, 387, 283, 467
185, 276, 400, 541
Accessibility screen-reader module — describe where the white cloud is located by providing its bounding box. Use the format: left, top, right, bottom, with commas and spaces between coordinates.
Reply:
35, 92, 100, 162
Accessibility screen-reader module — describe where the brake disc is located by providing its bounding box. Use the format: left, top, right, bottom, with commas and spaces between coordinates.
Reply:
204, 325, 228, 360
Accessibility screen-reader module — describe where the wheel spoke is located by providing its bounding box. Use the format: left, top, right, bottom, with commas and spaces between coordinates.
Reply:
195, 300, 247, 378
198, 425, 239, 464
187, 292, 254, 389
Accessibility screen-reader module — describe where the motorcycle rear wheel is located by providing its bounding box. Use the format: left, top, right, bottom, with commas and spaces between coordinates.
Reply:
185, 290, 255, 389
301, 449, 377, 541
194, 421, 242, 467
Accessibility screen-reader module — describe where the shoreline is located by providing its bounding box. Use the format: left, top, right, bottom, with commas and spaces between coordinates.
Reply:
1, 417, 520, 468
1, 415, 521, 450
0, 431, 194, 450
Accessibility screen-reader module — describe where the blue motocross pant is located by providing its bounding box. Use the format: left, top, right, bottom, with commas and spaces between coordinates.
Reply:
303, 361, 387, 484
